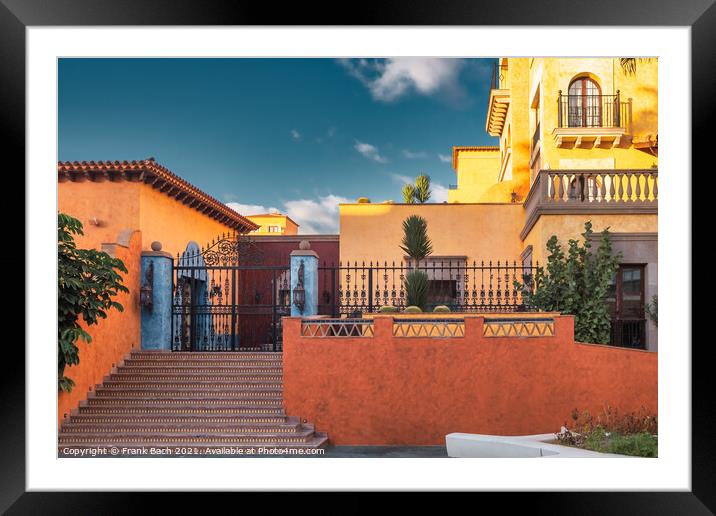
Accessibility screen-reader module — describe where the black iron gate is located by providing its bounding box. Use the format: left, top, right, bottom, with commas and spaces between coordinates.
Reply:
171, 234, 290, 352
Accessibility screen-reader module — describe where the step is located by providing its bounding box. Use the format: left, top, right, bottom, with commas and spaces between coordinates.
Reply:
58, 427, 318, 445
108, 373, 283, 382
117, 364, 283, 375
121, 359, 283, 367
101, 380, 284, 388
95, 385, 283, 394
84, 398, 284, 408
90, 390, 283, 400
74, 405, 287, 416
130, 352, 282, 359
61, 422, 304, 434
66, 414, 294, 425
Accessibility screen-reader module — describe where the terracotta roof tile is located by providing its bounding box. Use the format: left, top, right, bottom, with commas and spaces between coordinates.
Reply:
57, 158, 259, 232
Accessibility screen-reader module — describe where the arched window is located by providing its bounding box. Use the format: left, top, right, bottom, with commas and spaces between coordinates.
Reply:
568, 76, 602, 127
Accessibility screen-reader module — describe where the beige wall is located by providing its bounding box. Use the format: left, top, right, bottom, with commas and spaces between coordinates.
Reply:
339, 203, 525, 264
522, 213, 658, 265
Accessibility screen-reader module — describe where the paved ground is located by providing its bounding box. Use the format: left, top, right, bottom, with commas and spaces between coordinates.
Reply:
318, 445, 449, 458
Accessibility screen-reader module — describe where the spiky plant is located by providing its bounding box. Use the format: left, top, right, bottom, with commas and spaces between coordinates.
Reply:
404, 271, 429, 310
401, 183, 417, 204
399, 215, 433, 268
414, 174, 432, 203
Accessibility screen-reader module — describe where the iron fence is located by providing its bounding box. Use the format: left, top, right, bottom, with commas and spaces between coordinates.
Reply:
318, 260, 541, 316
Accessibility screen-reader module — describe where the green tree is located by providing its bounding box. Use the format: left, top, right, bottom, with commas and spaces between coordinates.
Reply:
414, 174, 432, 203
515, 221, 622, 344
58, 213, 129, 392
401, 183, 417, 204
399, 215, 433, 310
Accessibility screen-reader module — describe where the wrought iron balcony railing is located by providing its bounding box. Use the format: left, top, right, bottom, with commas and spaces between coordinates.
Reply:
521, 169, 658, 240
557, 91, 628, 129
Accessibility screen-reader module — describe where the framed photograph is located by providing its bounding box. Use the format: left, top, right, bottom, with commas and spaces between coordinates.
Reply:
6, 0, 707, 509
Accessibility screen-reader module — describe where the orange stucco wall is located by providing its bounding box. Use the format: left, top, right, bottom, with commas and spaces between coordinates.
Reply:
58, 230, 142, 426
283, 315, 657, 445
339, 203, 525, 264
138, 185, 237, 257
58, 180, 238, 257
57, 180, 240, 427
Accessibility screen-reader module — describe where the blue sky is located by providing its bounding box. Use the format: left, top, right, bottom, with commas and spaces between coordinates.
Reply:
59, 58, 497, 233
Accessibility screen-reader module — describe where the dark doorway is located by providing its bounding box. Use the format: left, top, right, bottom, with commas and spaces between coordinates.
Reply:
606, 264, 647, 349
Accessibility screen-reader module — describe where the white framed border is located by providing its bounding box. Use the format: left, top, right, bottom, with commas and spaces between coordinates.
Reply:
27, 26, 690, 491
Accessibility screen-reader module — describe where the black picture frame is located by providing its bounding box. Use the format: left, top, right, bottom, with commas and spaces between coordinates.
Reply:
3, 0, 706, 510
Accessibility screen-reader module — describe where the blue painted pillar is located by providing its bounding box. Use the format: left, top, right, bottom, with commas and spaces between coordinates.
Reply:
290, 241, 319, 317
140, 241, 173, 350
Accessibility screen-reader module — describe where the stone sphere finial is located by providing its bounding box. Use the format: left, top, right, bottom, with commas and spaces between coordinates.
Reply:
151, 241, 162, 251
298, 240, 311, 250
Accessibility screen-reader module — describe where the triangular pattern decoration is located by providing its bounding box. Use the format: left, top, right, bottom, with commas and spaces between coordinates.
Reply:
483, 319, 555, 338
393, 321, 465, 338
301, 320, 374, 338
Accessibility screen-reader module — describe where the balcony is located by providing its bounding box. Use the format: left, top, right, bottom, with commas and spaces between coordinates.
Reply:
521, 169, 658, 240
553, 91, 630, 148
485, 62, 510, 137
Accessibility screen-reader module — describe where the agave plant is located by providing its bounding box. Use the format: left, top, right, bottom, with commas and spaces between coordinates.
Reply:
399, 214, 433, 311
404, 270, 429, 310
399, 215, 433, 269
414, 174, 432, 203
401, 183, 417, 204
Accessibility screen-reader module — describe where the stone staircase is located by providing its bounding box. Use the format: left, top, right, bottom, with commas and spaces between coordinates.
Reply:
58, 351, 328, 455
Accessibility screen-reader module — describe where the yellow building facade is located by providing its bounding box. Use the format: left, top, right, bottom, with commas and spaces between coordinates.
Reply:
340, 57, 658, 350
247, 213, 300, 235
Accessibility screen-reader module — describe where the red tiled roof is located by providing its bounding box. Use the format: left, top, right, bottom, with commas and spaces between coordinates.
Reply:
57, 158, 259, 232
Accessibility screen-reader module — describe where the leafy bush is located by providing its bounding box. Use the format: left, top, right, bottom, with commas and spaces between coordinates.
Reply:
378, 305, 398, 313
404, 305, 423, 314
58, 213, 128, 392
433, 305, 451, 313
514, 221, 622, 344
404, 271, 429, 310
357, 197, 371, 203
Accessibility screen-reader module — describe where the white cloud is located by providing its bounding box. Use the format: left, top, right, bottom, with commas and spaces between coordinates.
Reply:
431, 183, 449, 203
226, 202, 280, 216
402, 149, 427, 159
390, 173, 414, 185
290, 129, 301, 140
438, 153, 452, 163
226, 194, 350, 234
354, 141, 388, 163
339, 58, 465, 102
283, 194, 351, 234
